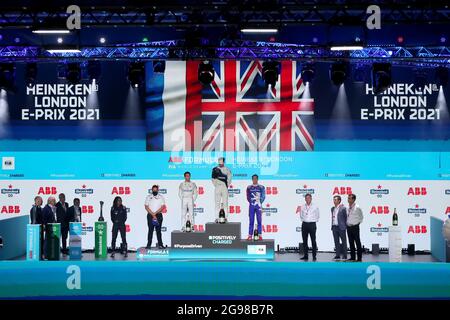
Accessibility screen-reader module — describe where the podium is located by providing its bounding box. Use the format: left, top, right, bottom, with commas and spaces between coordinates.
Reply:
26, 224, 41, 261
389, 225, 402, 262
46, 223, 61, 261
69, 222, 82, 260
170, 222, 275, 260
95, 221, 107, 258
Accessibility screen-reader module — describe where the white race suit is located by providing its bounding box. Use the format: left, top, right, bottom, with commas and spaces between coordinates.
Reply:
211, 166, 232, 219
178, 181, 198, 229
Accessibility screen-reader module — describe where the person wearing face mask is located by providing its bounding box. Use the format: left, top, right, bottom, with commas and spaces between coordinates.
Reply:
144, 185, 166, 249
211, 157, 232, 223
110, 196, 128, 258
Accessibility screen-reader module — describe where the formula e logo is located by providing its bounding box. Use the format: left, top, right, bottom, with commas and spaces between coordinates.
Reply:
112, 187, 131, 195
1, 184, 20, 197
1, 205, 20, 214
229, 206, 241, 214
407, 225, 427, 234
262, 225, 278, 233
228, 185, 241, 197
370, 206, 390, 214
38, 187, 57, 195
262, 203, 278, 216
266, 187, 278, 195
332, 187, 353, 195
81, 205, 94, 214
370, 185, 389, 198
407, 187, 427, 196
407, 204, 427, 217
296, 185, 315, 195
75, 185, 94, 197
370, 223, 389, 236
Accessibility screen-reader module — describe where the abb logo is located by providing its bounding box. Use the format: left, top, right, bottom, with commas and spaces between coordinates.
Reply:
295, 206, 301, 214
332, 187, 353, 195
37, 187, 57, 195
445, 207, 450, 215
82, 205, 94, 214
1, 205, 20, 214
370, 206, 390, 214
407, 187, 427, 196
266, 187, 278, 195
262, 225, 278, 233
162, 205, 167, 214
229, 206, 241, 214
198, 187, 205, 195
126, 224, 131, 232
407, 225, 428, 234
111, 187, 131, 195
194, 224, 204, 232
168, 156, 182, 163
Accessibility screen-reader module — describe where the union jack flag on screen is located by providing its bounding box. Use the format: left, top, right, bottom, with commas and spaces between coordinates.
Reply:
146, 60, 314, 151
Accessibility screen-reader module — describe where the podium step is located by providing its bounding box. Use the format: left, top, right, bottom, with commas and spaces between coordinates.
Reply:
205, 222, 241, 239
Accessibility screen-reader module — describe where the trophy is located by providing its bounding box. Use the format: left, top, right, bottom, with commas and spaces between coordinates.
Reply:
98, 201, 104, 222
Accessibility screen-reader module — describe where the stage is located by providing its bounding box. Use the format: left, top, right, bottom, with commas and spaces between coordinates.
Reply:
2, 253, 449, 300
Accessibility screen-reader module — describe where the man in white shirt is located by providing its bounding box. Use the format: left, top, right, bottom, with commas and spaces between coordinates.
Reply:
211, 157, 232, 223
178, 171, 198, 231
346, 193, 364, 262
144, 185, 166, 249
299, 193, 320, 261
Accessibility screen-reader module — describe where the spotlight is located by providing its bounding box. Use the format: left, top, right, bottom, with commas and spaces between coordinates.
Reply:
198, 61, 214, 85
301, 63, 315, 83
435, 66, 449, 87
25, 63, 37, 87
397, 36, 404, 44
87, 61, 101, 81
372, 63, 392, 94
262, 61, 280, 87
57, 37, 63, 44
127, 62, 145, 88
99, 37, 106, 44
153, 60, 166, 73
0, 63, 16, 91
66, 63, 81, 85
440, 36, 446, 43
329, 61, 348, 86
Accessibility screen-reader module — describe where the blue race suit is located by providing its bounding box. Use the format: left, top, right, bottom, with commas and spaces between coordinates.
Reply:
246, 184, 266, 235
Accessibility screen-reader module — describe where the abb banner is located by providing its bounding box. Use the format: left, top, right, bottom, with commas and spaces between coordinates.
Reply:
0, 180, 448, 251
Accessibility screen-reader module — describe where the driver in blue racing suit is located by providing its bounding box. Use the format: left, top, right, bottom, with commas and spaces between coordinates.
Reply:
246, 174, 266, 240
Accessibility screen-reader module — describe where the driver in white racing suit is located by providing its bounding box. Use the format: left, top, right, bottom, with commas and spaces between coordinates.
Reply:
178, 171, 198, 231
211, 157, 232, 222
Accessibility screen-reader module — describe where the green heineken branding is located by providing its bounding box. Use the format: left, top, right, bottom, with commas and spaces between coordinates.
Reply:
46, 223, 61, 261
95, 221, 107, 258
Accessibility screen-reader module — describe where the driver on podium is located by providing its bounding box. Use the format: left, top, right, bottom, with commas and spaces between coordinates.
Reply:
246, 174, 266, 240
211, 157, 232, 223
178, 171, 198, 232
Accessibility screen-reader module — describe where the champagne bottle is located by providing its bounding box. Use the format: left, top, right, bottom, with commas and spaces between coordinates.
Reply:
392, 208, 398, 226
219, 209, 226, 224
253, 228, 259, 241
185, 220, 191, 232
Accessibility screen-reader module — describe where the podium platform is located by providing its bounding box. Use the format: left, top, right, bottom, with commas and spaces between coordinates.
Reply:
170, 222, 275, 260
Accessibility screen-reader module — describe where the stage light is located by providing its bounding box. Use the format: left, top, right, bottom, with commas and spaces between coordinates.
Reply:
57, 37, 63, 44
32, 29, 70, 34
25, 63, 37, 88
0, 63, 16, 91
241, 28, 278, 34
397, 36, 404, 44
66, 63, 81, 85
46, 45, 81, 54
153, 60, 166, 73
312, 37, 318, 43
87, 61, 101, 81
99, 37, 106, 44
371, 63, 392, 94
127, 62, 145, 88
198, 61, 214, 85
329, 61, 348, 86
262, 61, 280, 87
14, 37, 20, 43
301, 63, 315, 83
435, 66, 449, 87
330, 45, 363, 51
440, 36, 447, 43
142, 37, 149, 42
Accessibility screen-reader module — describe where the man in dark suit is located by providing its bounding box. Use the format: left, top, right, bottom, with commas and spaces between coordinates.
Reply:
56, 193, 70, 255
68, 198, 82, 223
42, 197, 57, 260
331, 195, 348, 261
